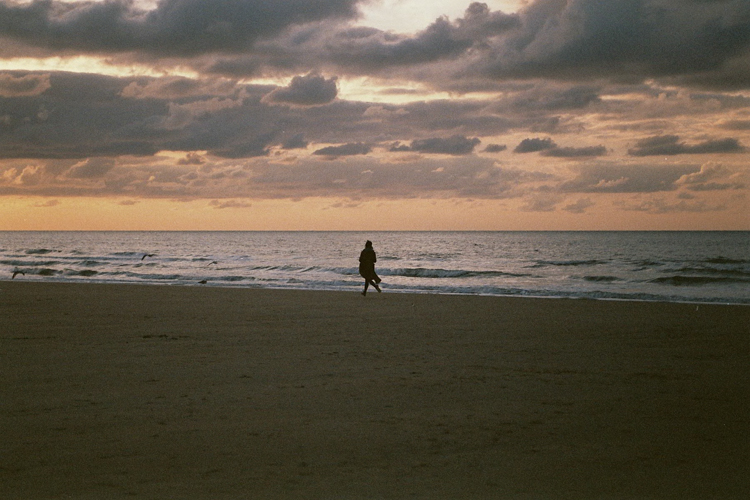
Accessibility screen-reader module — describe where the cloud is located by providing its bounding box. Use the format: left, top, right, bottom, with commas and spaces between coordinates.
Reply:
0, 0, 361, 56
560, 163, 700, 193
541, 145, 607, 158
33, 199, 60, 208
161, 97, 244, 129
0, 152, 555, 201
220, 0, 750, 91
483, 144, 507, 153
0, 71, 519, 160
391, 135, 481, 155
521, 193, 563, 212
326, 21, 472, 70
0, 71, 337, 159
562, 197, 595, 213
66, 158, 116, 178
619, 196, 728, 214
0, 61, 747, 221
313, 143, 371, 156
209, 199, 252, 209
628, 135, 745, 156
281, 133, 309, 150
243, 155, 551, 199
120, 77, 242, 100
476, 0, 750, 88
177, 152, 206, 165
1, 0, 749, 93
719, 119, 750, 130
0, 72, 50, 96
15, 165, 44, 185
324, 4, 519, 71
508, 85, 601, 112
263, 73, 338, 106
677, 162, 746, 191
514, 137, 556, 153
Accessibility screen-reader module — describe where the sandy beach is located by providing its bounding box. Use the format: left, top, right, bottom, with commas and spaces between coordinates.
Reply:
1, 282, 748, 499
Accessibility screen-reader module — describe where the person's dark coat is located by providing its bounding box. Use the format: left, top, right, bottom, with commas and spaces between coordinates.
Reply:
359, 247, 380, 283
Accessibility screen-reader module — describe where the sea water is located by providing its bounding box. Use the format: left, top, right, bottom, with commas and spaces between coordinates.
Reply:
0, 231, 748, 304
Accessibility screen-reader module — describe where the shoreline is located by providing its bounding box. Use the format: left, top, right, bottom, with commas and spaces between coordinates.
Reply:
2, 282, 748, 499
2, 278, 748, 306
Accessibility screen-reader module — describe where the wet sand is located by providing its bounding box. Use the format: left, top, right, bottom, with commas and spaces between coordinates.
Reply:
1, 282, 748, 499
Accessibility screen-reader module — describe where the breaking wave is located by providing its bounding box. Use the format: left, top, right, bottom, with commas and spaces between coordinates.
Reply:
529, 259, 609, 268
650, 276, 750, 286
384, 268, 530, 279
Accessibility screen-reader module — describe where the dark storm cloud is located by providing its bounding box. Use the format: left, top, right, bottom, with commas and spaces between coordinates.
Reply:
263, 73, 338, 106
390, 135, 481, 156
326, 22, 472, 70
324, 5, 519, 71
199, 0, 745, 89
628, 135, 745, 156
1, 70, 512, 160
559, 163, 700, 193
0, 72, 164, 158
0, 0, 361, 56
473, 0, 750, 88
0, 70, 271, 159
0, 1, 748, 91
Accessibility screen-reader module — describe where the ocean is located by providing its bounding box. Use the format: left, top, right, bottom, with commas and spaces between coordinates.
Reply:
1, 231, 748, 305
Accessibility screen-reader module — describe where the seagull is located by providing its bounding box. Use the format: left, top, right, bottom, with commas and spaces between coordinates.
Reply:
141, 253, 156, 260
12, 270, 25, 279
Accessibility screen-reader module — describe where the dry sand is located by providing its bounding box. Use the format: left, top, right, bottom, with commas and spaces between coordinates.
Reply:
0, 281, 748, 499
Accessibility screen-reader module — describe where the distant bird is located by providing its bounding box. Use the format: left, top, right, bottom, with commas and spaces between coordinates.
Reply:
141, 253, 156, 260
209, 261, 218, 266
12, 270, 25, 279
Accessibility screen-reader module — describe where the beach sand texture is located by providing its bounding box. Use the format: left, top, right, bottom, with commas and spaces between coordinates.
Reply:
1, 282, 748, 499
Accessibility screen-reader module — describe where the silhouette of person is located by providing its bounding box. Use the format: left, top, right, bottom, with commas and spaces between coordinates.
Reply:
359, 240, 381, 296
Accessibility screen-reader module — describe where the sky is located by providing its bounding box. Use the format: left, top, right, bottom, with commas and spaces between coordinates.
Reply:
0, 0, 748, 230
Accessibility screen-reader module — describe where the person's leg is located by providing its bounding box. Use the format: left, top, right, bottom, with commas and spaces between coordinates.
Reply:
362, 279, 369, 295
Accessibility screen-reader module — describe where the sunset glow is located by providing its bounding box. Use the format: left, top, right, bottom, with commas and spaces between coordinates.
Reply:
0, 0, 748, 230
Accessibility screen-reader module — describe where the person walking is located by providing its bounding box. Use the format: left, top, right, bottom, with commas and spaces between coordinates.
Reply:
359, 240, 381, 296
